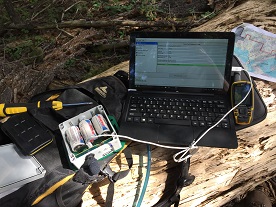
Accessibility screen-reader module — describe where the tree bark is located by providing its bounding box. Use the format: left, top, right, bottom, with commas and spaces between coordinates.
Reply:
190, 0, 276, 34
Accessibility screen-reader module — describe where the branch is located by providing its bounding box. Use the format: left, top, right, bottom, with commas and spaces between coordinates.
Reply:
55, 20, 75, 37
61, 1, 86, 21
31, 3, 52, 21
84, 40, 129, 52
5, 19, 199, 30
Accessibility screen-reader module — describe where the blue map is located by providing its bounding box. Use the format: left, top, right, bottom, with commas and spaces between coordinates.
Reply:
232, 23, 276, 82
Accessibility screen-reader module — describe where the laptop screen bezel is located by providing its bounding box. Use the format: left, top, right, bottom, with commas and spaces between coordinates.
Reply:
128, 32, 235, 94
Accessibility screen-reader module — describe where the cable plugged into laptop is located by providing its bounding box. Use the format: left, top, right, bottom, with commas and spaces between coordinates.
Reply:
89, 69, 253, 163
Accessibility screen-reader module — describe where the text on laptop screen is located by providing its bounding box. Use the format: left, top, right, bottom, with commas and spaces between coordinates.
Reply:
134, 38, 229, 89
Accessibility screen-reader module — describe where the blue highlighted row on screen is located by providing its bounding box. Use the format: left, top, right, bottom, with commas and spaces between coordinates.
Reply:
136, 42, 158, 45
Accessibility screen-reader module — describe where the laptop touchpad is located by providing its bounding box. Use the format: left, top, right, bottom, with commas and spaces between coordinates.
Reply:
158, 125, 194, 146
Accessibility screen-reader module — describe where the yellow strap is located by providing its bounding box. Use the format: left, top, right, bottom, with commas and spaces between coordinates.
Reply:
29, 138, 53, 155
0, 104, 5, 117
46, 94, 60, 101
32, 174, 75, 206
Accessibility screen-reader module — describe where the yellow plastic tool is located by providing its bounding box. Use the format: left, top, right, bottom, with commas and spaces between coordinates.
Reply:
0, 101, 93, 117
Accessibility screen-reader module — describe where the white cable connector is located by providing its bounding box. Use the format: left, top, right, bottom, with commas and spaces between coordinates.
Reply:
231, 67, 243, 72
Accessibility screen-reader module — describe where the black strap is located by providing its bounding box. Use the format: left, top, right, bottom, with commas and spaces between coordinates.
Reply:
56, 186, 66, 207
104, 147, 133, 207
105, 182, 115, 207
153, 157, 195, 207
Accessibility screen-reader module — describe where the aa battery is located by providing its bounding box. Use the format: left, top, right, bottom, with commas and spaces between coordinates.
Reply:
65, 126, 86, 152
79, 119, 98, 143
91, 114, 110, 135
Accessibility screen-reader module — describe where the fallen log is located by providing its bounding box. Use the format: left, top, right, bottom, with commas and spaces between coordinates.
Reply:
80, 58, 276, 207
4, 19, 201, 31
80, 1, 276, 205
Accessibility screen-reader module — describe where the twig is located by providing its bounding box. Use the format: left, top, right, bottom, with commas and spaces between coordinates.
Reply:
2, 38, 6, 60
61, 1, 86, 21
55, 20, 74, 37
31, 3, 52, 21
0, 54, 44, 66
55, 32, 62, 42
1, 38, 7, 77
195, 11, 215, 23
13, 88, 17, 103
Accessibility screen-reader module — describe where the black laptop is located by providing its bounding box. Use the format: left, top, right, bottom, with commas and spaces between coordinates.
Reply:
119, 32, 238, 149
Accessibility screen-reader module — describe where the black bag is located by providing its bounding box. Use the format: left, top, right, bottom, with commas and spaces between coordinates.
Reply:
77, 72, 128, 122
28, 71, 128, 132
0, 71, 132, 207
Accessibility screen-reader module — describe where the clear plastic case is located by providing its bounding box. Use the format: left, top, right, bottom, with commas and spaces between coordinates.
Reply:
0, 144, 46, 194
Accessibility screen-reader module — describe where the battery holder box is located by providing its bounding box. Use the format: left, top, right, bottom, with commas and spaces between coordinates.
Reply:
59, 105, 123, 169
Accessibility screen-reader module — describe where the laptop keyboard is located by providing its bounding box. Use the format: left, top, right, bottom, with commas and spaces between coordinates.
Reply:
126, 95, 230, 128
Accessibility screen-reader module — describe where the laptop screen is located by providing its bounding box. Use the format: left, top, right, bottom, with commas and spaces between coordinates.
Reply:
129, 32, 235, 94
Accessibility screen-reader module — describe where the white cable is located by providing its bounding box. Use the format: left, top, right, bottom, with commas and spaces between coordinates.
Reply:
173, 68, 253, 162
93, 134, 190, 150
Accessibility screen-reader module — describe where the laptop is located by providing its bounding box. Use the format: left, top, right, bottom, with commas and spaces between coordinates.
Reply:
119, 32, 238, 149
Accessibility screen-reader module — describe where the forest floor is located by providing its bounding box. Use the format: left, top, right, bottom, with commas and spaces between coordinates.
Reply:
1, 1, 275, 102
0, 0, 234, 102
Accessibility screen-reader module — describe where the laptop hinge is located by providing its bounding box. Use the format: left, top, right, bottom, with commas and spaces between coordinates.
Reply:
127, 89, 226, 98
139, 90, 216, 96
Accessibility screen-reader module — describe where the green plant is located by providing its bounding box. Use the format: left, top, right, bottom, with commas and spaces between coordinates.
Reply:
33, 35, 45, 46
21, 29, 30, 35
118, 31, 126, 39
5, 47, 22, 60
92, 1, 103, 11
138, 0, 158, 20
200, 11, 216, 19
64, 58, 77, 69
5, 38, 45, 65
5, 40, 33, 60
47, 6, 64, 22
103, 0, 134, 14
188, 7, 196, 16
16, 6, 30, 21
